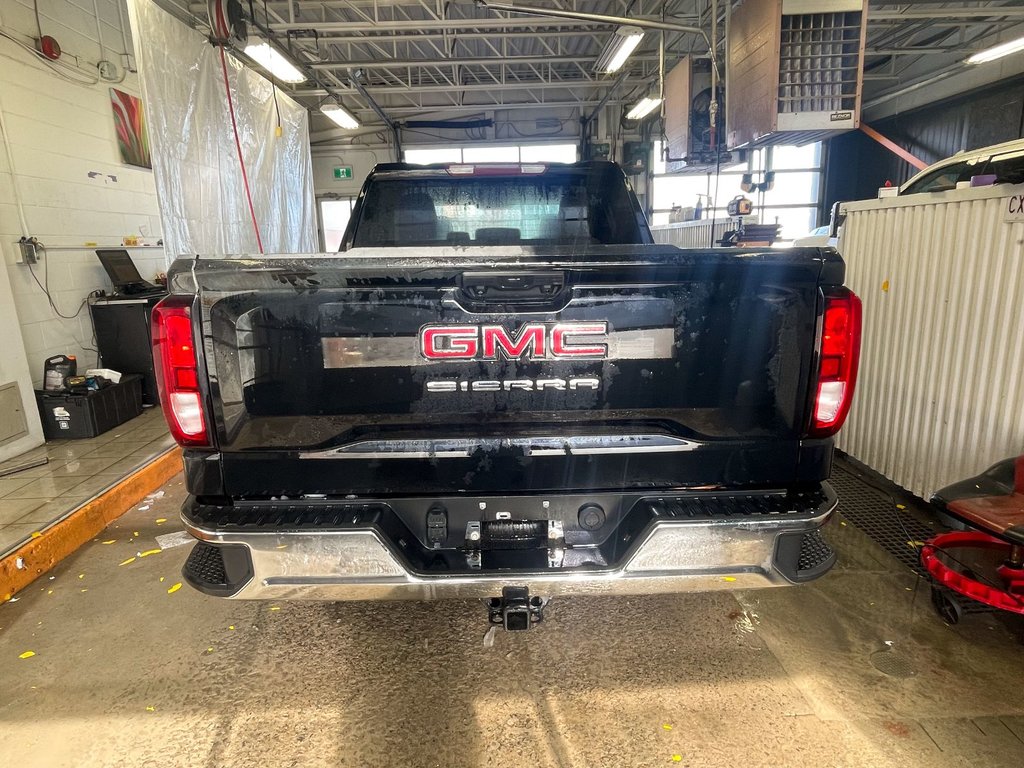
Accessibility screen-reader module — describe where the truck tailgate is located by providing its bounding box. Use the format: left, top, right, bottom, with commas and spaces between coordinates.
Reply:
176, 245, 841, 496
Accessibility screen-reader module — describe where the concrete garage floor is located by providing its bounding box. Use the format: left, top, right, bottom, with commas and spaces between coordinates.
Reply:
1, 475, 1024, 768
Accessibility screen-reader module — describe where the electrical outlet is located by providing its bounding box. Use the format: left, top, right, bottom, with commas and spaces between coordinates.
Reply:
17, 237, 38, 265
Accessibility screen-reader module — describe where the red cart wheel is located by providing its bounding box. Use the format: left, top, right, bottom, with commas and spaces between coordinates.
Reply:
920, 531, 1024, 616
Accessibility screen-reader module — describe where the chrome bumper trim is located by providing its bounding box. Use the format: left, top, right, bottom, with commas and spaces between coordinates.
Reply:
182, 490, 836, 601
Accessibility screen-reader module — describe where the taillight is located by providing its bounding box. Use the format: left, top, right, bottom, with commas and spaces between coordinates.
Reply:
809, 288, 862, 437
151, 296, 209, 446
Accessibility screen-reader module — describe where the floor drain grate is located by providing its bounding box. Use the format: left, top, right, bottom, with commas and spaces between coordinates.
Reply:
831, 462, 992, 616
831, 465, 937, 577
869, 649, 917, 678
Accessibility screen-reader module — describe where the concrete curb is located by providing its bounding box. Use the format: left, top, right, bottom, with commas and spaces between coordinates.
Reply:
0, 447, 183, 602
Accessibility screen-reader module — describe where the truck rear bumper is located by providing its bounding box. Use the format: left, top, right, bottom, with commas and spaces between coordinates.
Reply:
180, 485, 838, 600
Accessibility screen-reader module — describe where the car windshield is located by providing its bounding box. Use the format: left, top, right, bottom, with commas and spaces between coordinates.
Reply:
350, 165, 645, 247
986, 150, 1024, 185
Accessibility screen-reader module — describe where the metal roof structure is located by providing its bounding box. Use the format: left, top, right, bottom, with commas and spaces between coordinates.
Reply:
165, 1, 1024, 125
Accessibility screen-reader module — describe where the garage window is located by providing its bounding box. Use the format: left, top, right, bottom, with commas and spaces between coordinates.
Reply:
404, 147, 463, 165
404, 144, 577, 165
319, 197, 355, 251
650, 142, 824, 239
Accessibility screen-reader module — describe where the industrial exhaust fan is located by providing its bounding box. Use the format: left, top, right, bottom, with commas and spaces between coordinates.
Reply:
662, 56, 730, 172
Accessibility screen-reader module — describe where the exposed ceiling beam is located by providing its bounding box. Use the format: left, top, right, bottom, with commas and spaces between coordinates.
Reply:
869, 7, 1024, 20
269, 18, 616, 32
314, 30, 610, 44
478, 3, 708, 41
865, 46, 987, 55
292, 80, 620, 96
329, 99, 610, 117
311, 54, 658, 70
190, 0, 687, 12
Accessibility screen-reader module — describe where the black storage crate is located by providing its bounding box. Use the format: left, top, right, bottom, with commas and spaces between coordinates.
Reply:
35, 374, 144, 440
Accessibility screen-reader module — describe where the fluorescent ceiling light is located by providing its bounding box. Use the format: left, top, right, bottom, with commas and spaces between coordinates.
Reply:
244, 40, 306, 83
966, 34, 1024, 64
321, 102, 360, 130
626, 96, 663, 121
595, 26, 644, 74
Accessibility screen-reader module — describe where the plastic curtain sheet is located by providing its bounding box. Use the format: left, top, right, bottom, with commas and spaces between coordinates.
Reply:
127, 0, 316, 258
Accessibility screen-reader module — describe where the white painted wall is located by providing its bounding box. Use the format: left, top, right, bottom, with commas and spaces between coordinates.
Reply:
0, 0, 164, 400
312, 148, 384, 198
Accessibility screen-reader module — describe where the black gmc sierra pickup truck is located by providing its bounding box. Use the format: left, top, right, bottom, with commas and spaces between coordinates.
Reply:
154, 160, 861, 629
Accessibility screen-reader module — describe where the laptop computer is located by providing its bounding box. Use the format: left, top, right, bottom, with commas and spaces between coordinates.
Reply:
96, 249, 163, 296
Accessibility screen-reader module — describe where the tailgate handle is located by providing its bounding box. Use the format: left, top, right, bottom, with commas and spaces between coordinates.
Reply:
459, 271, 566, 303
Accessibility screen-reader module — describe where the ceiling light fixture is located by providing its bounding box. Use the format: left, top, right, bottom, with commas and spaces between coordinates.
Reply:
321, 101, 360, 130
626, 95, 663, 121
966, 34, 1024, 64
243, 39, 306, 83
594, 26, 645, 74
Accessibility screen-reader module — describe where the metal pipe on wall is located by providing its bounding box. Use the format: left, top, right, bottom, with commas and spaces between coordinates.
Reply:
92, 0, 105, 62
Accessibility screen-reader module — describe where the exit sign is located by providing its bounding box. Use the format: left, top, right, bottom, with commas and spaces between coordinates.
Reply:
333, 166, 353, 179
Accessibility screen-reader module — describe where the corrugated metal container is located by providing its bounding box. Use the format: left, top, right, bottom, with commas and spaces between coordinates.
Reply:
837, 184, 1024, 500
652, 217, 755, 248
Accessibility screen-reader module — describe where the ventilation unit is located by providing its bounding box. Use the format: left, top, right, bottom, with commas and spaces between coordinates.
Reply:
663, 56, 732, 173
727, 0, 867, 148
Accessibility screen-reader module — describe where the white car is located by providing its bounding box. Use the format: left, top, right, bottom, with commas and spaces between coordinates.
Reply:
900, 137, 1024, 196
792, 225, 836, 248
793, 202, 844, 249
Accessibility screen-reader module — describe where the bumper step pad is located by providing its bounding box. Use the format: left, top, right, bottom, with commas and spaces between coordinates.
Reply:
182, 541, 253, 596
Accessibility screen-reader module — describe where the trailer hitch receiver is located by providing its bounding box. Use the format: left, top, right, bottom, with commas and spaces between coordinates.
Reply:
488, 586, 546, 630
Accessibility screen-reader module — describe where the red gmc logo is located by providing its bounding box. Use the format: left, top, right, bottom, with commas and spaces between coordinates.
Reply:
420, 323, 608, 361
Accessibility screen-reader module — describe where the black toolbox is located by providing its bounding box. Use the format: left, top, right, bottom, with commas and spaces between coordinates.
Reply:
35, 374, 144, 439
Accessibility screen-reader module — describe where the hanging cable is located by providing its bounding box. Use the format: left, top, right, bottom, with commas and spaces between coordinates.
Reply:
218, 44, 264, 253
24, 241, 98, 322
262, 0, 283, 137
